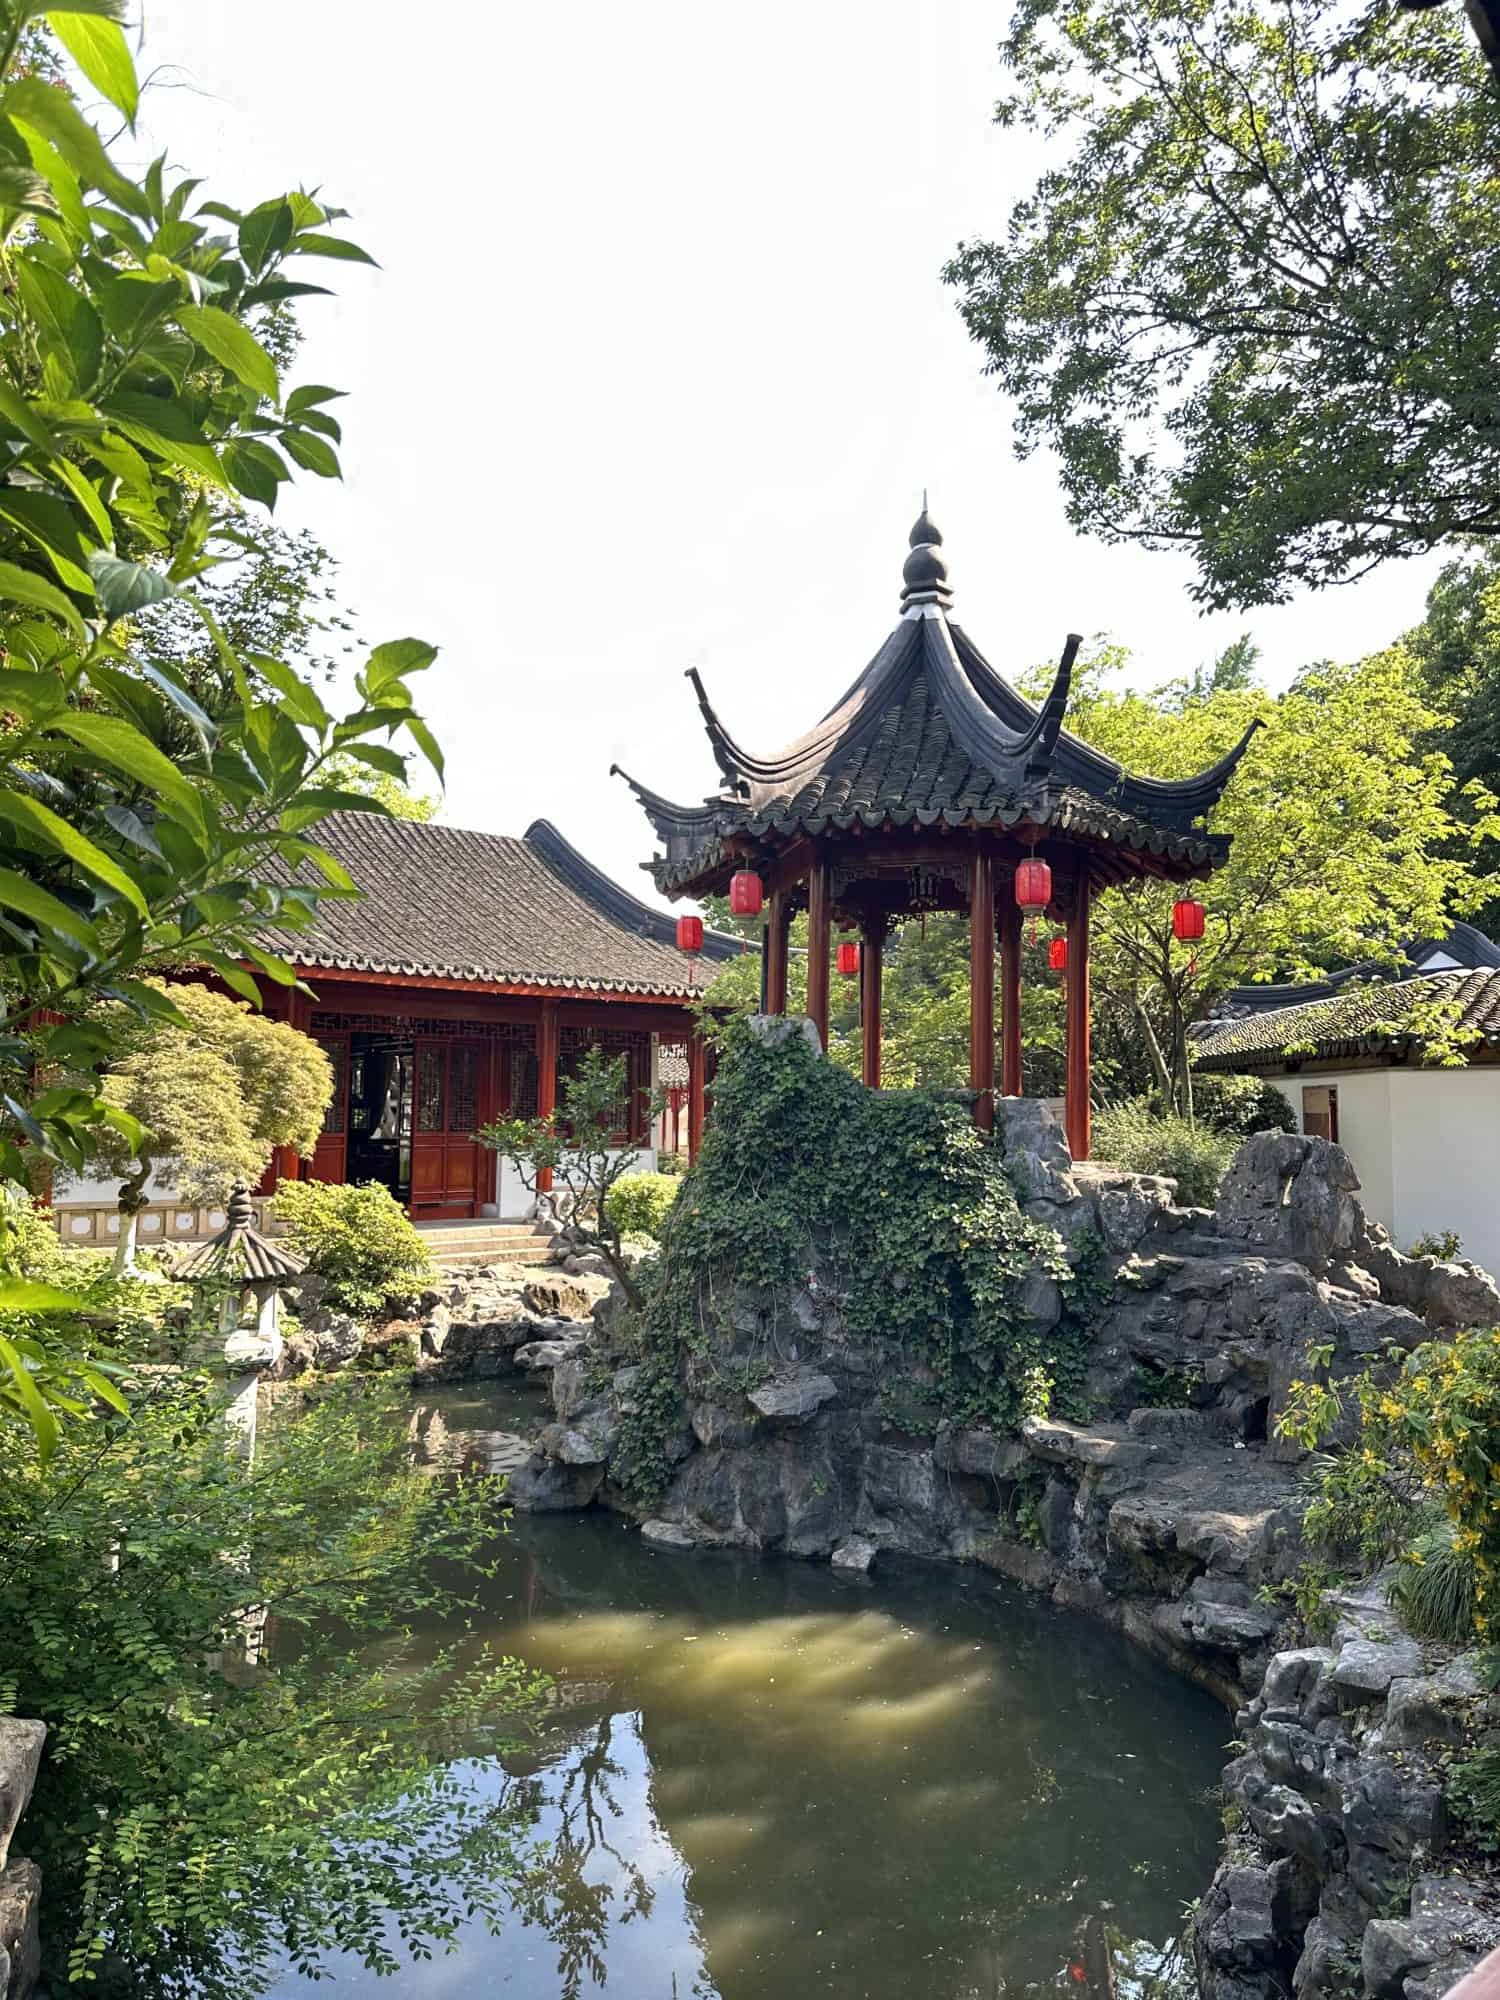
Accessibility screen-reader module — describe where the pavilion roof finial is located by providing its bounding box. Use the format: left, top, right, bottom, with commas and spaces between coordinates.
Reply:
901, 499, 951, 611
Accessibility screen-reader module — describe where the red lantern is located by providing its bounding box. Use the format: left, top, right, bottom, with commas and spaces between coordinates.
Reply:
676, 914, 704, 955
729, 869, 763, 918
1172, 897, 1206, 942
1048, 935, 1068, 972
836, 941, 860, 977
1014, 857, 1053, 913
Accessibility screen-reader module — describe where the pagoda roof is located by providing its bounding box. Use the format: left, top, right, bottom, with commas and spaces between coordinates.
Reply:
263, 814, 740, 999
615, 509, 1258, 895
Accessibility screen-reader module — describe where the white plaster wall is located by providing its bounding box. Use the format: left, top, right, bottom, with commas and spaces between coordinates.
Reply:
496, 1148, 657, 1221
1289, 1069, 1395, 1238
1286, 1065, 1500, 1277
1387, 1069, 1500, 1277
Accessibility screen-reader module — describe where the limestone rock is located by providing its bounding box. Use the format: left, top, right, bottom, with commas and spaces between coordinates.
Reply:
1018, 1268, 1062, 1328
514, 1335, 587, 1373
306, 1312, 362, 1369
537, 1416, 613, 1467
690, 1401, 756, 1449
1217, 1132, 1363, 1274
1075, 1163, 1179, 1253
0, 1721, 44, 1872
562, 1252, 613, 1280
995, 1096, 1077, 1204
1383, 1675, 1475, 1751
0, 1856, 42, 2000
506, 1451, 603, 1511
746, 1012, 824, 1057
747, 1369, 838, 1423
935, 1425, 1028, 1481
362, 1318, 423, 1368
1331, 1637, 1424, 1704
641, 1517, 701, 1550
1261, 1648, 1336, 1717
1023, 1416, 1153, 1471
523, 1276, 602, 1321
831, 1535, 877, 1572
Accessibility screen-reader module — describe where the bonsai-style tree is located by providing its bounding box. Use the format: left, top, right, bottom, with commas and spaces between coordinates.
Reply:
86, 984, 332, 1275
479, 1046, 661, 1305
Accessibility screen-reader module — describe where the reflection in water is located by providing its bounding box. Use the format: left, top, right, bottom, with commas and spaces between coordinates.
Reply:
262, 1386, 1225, 2000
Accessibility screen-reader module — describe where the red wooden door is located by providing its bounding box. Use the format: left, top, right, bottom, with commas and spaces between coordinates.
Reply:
310, 1034, 350, 1184
411, 1038, 483, 1218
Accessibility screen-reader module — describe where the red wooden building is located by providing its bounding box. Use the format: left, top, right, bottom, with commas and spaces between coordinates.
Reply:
260, 816, 736, 1219
614, 509, 1255, 1157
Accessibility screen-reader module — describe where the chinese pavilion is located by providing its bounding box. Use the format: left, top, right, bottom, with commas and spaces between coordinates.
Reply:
615, 509, 1256, 1159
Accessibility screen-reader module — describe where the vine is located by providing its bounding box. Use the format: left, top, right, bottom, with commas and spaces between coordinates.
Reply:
610, 1021, 1097, 1507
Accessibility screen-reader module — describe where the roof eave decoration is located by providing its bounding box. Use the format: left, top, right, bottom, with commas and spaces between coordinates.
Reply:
616, 507, 1257, 893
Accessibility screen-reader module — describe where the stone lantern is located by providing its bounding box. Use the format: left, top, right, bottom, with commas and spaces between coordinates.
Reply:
177, 1183, 306, 1457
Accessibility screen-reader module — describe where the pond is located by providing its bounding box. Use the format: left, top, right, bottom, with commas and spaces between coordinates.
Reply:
264, 1380, 1228, 2000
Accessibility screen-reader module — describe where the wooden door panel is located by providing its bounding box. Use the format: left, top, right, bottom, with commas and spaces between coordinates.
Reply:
411, 1037, 482, 1217
310, 1035, 349, 1185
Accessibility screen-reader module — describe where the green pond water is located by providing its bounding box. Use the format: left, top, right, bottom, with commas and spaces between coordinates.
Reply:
264, 1379, 1228, 2000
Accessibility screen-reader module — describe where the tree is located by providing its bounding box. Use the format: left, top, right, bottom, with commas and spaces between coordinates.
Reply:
944, 0, 1500, 608
1403, 550, 1500, 934
0, 7, 443, 1449
85, 982, 332, 1274
1024, 642, 1500, 1112
138, 523, 355, 702
320, 748, 438, 820
480, 1046, 662, 1306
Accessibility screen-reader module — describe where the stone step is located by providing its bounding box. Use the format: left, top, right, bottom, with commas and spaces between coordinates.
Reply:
416, 1221, 548, 1239
430, 1245, 556, 1270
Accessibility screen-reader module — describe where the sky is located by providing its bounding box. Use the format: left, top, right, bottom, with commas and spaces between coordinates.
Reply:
133, 1, 1447, 904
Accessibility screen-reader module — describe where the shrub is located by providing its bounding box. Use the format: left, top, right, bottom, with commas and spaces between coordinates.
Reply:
1191, 1072, 1297, 1138
7, 1186, 112, 1290
1092, 1101, 1238, 1207
272, 1180, 433, 1315
0, 1374, 544, 1993
1278, 1327, 1500, 1644
1393, 1519, 1478, 1643
604, 1171, 680, 1241
1409, 1229, 1463, 1261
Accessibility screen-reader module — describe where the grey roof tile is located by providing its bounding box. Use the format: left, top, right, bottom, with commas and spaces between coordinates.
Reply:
263, 815, 739, 999
1193, 969, 1500, 1071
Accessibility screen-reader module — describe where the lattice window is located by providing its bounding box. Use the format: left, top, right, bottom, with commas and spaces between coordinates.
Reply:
318, 1039, 347, 1134
559, 1027, 650, 1143
310, 1012, 519, 1040
416, 1045, 445, 1133
449, 1044, 479, 1134
508, 1045, 538, 1120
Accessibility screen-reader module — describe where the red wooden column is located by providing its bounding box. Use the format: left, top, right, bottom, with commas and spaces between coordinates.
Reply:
969, 852, 996, 1131
687, 1027, 706, 1164
536, 998, 560, 1194
765, 890, 789, 1015
1065, 874, 1092, 1161
860, 922, 883, 1089
999, 875, 1023, 1099
806, 856, 831, 1051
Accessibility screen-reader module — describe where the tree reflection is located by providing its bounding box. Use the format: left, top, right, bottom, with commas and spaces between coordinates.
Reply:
504, 1710, 681, 2000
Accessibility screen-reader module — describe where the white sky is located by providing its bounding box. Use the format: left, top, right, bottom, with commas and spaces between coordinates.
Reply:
134, 1, 1445, 903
